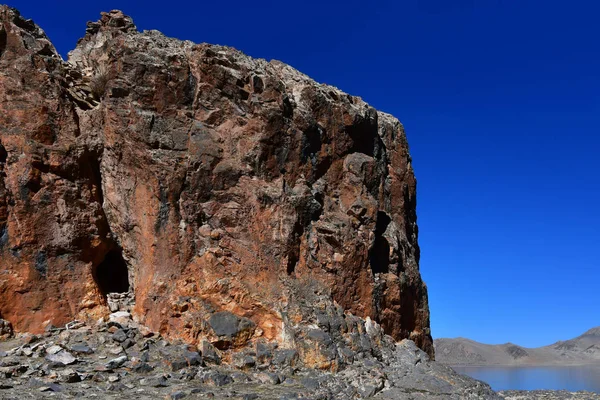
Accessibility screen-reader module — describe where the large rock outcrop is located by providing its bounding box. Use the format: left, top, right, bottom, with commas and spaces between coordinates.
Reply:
0, 6, 433, 364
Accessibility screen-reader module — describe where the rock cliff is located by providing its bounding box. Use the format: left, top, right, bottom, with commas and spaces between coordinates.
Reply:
0, 5, 433, 368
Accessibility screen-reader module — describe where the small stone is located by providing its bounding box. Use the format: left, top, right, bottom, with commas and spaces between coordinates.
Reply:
109, 311, 132, 328
59, 368, 81, 383
39, 383, 63, 392
200, 341, 220, 364
107, 382, 126, 391
230, 371, 250, 383
46, 345, 63, 355
108, 375, 120, 383
256, 341, 275, 364
132, 362, 154, 373
108, 300, 120, 312
65, 320, 85, 330
167, 356, 188, 372
140, 374, 168, 387
301, 376, 320, 390
202, 371, 233, 387
232, 353, 255, 370
272, 349, 298, 367
112, 329, 128, 343
70, 343, 94, 354
105, 355, 128, 369
45, 350, 77, 365
256, 372, 280, 385
168, 391, 187, 400
183, 349, 202, 366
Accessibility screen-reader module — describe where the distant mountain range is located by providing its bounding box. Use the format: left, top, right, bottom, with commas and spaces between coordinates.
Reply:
435, 327, 600, 366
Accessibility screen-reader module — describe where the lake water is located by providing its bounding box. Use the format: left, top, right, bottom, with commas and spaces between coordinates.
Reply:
452, 365, 600, 392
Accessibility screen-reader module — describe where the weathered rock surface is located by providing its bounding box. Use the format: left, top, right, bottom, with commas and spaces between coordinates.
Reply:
0, 318, 501, 399
0, 5, 432, 361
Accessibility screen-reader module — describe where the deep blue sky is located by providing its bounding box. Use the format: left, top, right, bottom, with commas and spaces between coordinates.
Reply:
7, 0, 599, 347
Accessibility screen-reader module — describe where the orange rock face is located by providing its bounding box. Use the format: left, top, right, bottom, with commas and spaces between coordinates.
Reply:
0, 8, 433, 358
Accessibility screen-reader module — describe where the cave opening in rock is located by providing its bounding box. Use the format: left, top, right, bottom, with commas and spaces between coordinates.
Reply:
369, 211, 391, 274
94, 248, 130, 295
0, 143, 7, 163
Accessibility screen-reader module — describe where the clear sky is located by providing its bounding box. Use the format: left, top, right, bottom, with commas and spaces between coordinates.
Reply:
6, 0, 599, 348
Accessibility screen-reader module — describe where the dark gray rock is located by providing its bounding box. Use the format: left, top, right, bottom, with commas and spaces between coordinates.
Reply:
208, 312, 241, 337
69, 343, 93, 354
112, 329, 128, 343
201, 371, 233, 387
230, 371, 250, 383
232, 353, 255, 370
273, 349, 299, 367
201, 340, 221, 365
106, 382, 127, 391
208, 312, 256, 348
300, 376, 320, 390
183, 349, 202, 366
168, 355, 189, 372
161, 345, 202, 371
132, 362, 154, 373
256, 372, 281, 385
39, 383, 63, 392
169, 390, 188, 399
256, 340, 275, 364
140, 374, 169, 387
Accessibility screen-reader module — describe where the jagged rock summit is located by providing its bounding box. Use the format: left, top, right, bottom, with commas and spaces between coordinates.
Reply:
0, 5, 435, 369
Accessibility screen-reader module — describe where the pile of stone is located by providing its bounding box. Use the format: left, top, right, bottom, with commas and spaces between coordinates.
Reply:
0, 312, 503, 399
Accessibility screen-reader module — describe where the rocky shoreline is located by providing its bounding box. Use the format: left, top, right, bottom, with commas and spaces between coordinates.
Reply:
500, 391, 600, 400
